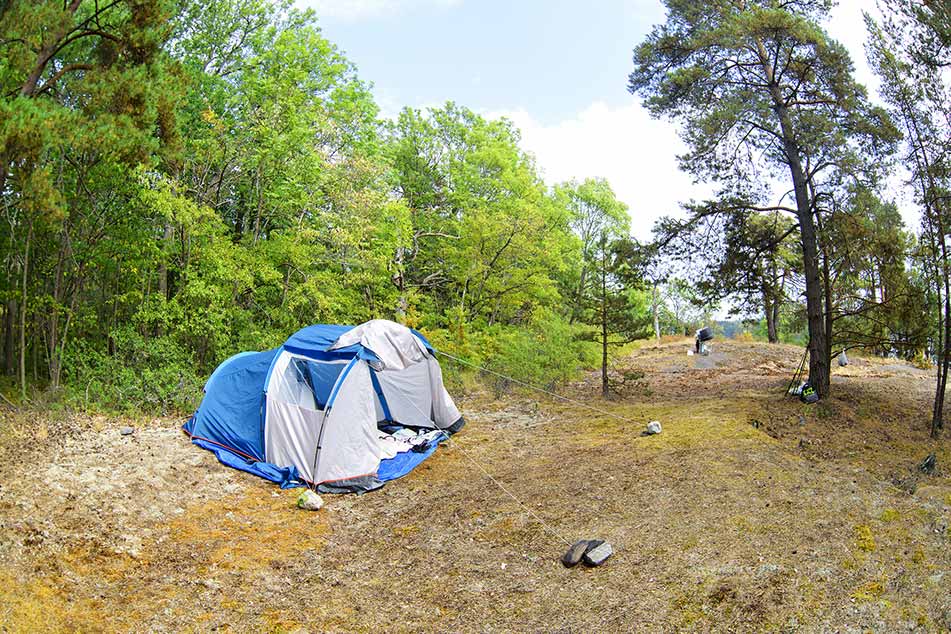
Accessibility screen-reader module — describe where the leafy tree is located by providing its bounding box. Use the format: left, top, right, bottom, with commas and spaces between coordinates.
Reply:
868, 2, 951, 436
0, 0, 179, 397
385, 103, 574, 331
629, 0, 898, 398
585, 235, 653, 397
656, 203, 799, 343
822, 186, 928, 358
555, 178, 629, 324
556, 181, 650, 396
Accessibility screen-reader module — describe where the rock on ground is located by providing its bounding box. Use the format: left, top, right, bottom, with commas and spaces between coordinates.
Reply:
296, 490, 324, 511
582, 542, 614, 567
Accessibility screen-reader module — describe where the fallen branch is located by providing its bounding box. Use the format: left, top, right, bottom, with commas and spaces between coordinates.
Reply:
0, 390, 18, 411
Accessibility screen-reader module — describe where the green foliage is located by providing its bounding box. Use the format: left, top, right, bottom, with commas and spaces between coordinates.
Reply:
63, 326, 203, 414
428, 309, 598, 396
0, 1, 644, 412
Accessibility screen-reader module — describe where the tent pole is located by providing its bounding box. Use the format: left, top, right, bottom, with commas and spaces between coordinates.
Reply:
309, 408, 330, 491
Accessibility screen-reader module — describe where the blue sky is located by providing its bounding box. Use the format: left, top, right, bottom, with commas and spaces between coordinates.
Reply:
300, 0, 666, 123
298, 0, 906, 239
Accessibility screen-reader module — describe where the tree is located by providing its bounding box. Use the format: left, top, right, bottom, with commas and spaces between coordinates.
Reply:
385, 103, 574, 330
656, 203, 798, 343
822, 186, 927, 358
584, 235, 653, 397
867, 2, 951, 436
556, 180, 649, 396
0, 0, 179, 397
555, 178, 629, 325
629, 0, 898, 398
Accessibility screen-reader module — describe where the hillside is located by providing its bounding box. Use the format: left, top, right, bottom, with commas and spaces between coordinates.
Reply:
0, 339, 948, 632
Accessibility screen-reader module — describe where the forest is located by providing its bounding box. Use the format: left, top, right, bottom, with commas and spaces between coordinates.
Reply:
1, 0, 950, 442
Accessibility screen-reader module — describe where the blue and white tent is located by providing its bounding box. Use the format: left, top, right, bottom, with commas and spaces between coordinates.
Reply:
184, 320, 464, 492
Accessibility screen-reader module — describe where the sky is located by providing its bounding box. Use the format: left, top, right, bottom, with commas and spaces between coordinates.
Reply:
298, 0, 907, 240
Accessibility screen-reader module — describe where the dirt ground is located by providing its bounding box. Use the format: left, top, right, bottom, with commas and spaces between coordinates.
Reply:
0, 339, 949, 633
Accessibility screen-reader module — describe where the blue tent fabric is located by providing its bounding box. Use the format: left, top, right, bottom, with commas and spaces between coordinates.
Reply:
189, 436, 304, 488
377, 433, 448, 481
298, 358, 345, 409
185, 322, 451, 492
282, 323, 435, 362
185, 349, 278, 462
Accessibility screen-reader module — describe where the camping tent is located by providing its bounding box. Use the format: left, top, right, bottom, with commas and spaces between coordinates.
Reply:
184, 320, 464, 492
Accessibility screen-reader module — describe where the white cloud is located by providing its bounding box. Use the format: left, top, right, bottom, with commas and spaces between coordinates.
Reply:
302, 0, 460, 21
828, 0, 876, 87
489, 102, 712, 240
487, 1, 921, 241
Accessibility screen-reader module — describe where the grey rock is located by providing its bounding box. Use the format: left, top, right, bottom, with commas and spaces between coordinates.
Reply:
297, 489, 324, 511
919, 453, 937, 475
582, 541, 614, 567
646, 421, 662, 435
561, 540, 590, 568
120, 426, 134, 436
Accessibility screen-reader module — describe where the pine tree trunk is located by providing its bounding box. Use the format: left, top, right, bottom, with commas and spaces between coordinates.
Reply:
763, 286, 778, 344
757, 38, 829, 397
652, 282, 661, 344
601, 234, 609, 398
19, 223, 32, 400
768, 257, 780, 343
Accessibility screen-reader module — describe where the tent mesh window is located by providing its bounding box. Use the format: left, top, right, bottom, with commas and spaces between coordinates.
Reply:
270, 355, 349, 411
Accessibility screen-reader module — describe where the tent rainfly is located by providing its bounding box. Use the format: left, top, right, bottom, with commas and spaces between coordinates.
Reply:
184, 320, 464, 493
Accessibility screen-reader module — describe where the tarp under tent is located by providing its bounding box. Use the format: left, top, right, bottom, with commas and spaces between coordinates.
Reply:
183, 320, 464, 493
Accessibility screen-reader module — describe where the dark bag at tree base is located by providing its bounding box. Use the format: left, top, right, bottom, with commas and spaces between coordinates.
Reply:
800, 382, 819, 404
697, 327, 714, 342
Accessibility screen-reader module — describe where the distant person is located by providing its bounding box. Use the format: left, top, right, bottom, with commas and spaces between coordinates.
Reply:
695, 326, 713, 354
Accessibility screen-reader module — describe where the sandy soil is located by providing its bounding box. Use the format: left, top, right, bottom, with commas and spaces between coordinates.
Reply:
0, 340, 949, 633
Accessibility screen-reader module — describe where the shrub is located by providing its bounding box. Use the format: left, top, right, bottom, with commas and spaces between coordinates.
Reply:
62, 325, 204, 414
426, 309, 596, 396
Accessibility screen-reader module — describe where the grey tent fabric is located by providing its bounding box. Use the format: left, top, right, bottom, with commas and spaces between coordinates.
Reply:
329, 319, 430, 370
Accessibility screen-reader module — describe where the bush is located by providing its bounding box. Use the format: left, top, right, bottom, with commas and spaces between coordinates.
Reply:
426, 309, 596, 396
62, 326, 205, 414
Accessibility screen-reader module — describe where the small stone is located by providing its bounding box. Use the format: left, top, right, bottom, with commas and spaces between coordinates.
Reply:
199, 578, 221, 591
931, 517, 948, 535
582, 541, 614, 567
296, 489, 324, 511
646, 421, 662, 435
120, 427, 134, 436
562, 540, 593, 568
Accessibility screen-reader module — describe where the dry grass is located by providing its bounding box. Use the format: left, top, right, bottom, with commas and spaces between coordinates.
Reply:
0, 339, 949, 632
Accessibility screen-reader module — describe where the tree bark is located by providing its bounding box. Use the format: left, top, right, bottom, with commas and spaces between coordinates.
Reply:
652, 282, 661, 344
755, 37, 829, 396
601, 236, 609, 398
19, 223, 32, 400
764, 288, 778, 343
769, 122, 827, 388
3, 300, 14, 376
